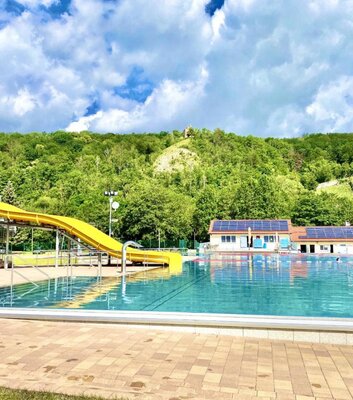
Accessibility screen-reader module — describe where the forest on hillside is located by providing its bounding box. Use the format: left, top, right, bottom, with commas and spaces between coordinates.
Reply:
1, 129, 353, 248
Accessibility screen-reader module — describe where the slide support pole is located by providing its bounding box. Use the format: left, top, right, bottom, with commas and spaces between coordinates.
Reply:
5, 222, 9, 269
55, 229, 59, 269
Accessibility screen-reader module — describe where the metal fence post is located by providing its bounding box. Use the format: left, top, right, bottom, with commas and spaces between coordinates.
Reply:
4, 223, 9, 269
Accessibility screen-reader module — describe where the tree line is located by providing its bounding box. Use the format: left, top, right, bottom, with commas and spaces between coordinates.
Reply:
1, 129, 353, 248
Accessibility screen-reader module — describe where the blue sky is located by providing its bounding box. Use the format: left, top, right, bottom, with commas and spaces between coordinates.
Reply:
1, 0, 353, 137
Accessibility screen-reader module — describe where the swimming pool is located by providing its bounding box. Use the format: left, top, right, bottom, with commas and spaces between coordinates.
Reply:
2, 253, 353, 318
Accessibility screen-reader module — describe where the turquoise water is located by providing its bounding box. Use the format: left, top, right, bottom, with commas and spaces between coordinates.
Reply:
2, 254, 353, 318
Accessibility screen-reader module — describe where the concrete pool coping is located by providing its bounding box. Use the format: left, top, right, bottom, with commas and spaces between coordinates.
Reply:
1, 258, 353, 345
1, 308, 353, 345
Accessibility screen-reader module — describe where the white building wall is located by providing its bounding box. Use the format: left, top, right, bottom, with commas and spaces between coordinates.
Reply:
333, 244, 353, 254
298, 242, 353, 254
210, 234, 241, 251
317, 244, 330, 254
210, 233, 291, 252
298, 243, 328, 253
210, 234, 221, 249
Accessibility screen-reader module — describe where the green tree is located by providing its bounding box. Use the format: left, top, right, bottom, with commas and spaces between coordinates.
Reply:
230, 174, 285, 219
193, 187, 220, 241
291, 192, 353, 226
1, 181, 18, 205
120, 182, 195, 242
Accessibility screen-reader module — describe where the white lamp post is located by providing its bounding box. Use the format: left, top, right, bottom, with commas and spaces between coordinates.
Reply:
104, 190, 118, 237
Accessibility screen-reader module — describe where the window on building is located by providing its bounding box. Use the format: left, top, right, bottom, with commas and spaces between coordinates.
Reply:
221, 236, 236, 243
264, 235, 275, 243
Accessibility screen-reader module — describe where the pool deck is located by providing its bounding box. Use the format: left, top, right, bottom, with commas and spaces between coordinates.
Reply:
2, 260, 353, 346
0, 318, 352, 400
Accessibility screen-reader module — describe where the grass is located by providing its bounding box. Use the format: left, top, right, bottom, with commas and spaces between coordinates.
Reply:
10, 252, 89, 267
317, 177, 353, 199
0, 387, 126, 400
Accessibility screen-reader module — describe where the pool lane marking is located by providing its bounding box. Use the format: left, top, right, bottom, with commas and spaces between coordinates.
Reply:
53, 277, 119, 308
49, 266, 180, 309
0, 277, 95, 307
142, 274, 208, 312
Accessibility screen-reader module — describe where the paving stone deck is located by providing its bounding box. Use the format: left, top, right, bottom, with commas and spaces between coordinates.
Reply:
0, 319, 352, 399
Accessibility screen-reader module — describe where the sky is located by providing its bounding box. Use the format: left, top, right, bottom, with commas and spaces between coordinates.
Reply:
1, 0, 353, 137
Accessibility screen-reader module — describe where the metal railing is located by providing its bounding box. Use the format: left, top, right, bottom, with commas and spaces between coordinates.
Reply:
121, 241, 143, 274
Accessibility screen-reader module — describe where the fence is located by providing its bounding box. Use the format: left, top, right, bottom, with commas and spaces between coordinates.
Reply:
138, 238, 200, 251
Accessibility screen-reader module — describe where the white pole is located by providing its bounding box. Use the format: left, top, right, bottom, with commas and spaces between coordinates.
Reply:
108, 196, 113, 265
121, 246, 127, 274
5, 223, 9, 269
54, 277, 58, 294
121, 241, 142, 274
122, 275, 126, 296
55, 229, 59, 268
98, 253, 102, 280
10, 256, 14, 303
109, 197, 113, 237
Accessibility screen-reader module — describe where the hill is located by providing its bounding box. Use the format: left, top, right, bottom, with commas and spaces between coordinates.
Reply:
153, 139, 199, 173
1, 129, 353, 245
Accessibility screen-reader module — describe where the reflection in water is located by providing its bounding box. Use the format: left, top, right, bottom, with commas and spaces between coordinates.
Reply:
209, 253, 313, 286
290, 261, 308, 283
1, 254, 353, 318
55, 264, 184, 309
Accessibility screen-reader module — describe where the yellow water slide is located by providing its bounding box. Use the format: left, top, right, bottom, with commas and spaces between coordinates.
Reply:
0, 202, 182, 269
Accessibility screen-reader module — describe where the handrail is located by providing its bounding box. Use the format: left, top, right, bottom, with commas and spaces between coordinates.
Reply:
11, 268, 39, 288
13, 254, 51, 280
121, 241, 143, 274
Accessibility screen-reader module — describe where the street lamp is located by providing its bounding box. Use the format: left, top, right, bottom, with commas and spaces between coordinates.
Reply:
104, 190, 118, 237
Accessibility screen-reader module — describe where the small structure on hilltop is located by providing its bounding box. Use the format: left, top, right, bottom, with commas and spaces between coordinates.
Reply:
183, 125, 194, 139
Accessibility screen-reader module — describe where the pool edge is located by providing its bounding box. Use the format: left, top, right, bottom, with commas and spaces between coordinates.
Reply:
0, 308, 353, 345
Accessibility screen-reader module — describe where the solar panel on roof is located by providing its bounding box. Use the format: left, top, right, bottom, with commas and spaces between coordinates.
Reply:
212, 220, 289, 232
304, 227, 353, 239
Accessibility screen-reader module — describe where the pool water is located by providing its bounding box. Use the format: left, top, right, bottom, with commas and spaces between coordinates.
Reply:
2, 254, 353, 318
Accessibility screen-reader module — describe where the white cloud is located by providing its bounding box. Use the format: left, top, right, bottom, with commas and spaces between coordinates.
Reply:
17, 0, 59, 8
306, 76, 353, 132
211, 8, 225, 40
13, 88, 36, 116
66, 111, 103, 132
308, 0, 340, 14
69, 66, 208, 132
1, 0, 353, 136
